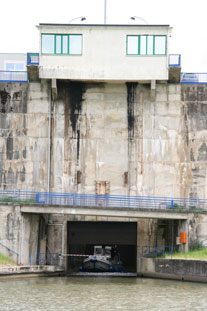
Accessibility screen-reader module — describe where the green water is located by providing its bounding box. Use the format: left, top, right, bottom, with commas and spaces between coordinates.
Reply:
0, 276, 206, 310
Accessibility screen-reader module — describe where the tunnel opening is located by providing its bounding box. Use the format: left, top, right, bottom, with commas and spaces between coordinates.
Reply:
67, 221, 137, 273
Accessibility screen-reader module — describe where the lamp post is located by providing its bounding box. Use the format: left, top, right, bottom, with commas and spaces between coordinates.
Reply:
130, 16, 148, 24
69, 16, 86, 24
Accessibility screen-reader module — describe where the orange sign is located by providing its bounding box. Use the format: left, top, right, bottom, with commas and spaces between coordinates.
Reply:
180, 232, 187, 244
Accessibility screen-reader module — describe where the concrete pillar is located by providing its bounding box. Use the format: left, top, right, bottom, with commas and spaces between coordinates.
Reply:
178, 219, 189, 252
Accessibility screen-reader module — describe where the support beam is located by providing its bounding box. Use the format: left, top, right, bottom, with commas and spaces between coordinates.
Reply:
21, 205, 188, 220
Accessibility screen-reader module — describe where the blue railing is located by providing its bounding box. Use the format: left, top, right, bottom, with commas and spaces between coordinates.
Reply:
30, 253, 59, 265
27, 53, 39, 66
180, 72, 207, 84
141, 246, 173, 258
0, 71, 28, 83
169, 54, 181, 67
0, 241, 19, 257
0, 190, 206, 211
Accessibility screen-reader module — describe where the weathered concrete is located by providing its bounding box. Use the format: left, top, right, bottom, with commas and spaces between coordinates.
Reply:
1, 202, 207, 270
0, 205, 21, 264
0, 81, 50, 192
20, 204, 189, 219
2, 79, 207, 272
0, 265, 64, 276
137, 258, 207, 282
1, 82, 207, 201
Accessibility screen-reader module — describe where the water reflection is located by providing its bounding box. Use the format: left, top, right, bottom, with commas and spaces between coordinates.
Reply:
0, 277, 206, 311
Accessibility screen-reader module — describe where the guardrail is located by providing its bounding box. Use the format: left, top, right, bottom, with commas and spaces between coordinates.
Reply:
30, 253, 60, 265
0, 241, 19, 257
0, 190, 206, 211
141, 246, 173, 258
168, 54, 181, 67
27, 53, 39, 66
180, 72, 207, 84
0, 71, 28, 83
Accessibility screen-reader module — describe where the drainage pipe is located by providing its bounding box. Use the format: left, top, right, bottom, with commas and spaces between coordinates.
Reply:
48, 84, 52, 193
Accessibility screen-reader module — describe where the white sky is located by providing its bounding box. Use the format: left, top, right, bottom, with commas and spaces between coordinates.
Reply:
1, 0, 207, 72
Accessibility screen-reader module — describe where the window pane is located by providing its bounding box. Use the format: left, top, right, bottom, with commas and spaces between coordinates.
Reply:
56, 35, 62, 54
6, 64, 14, 71
42, 35, 54, 54
63, 36, 68, 54
70, 35, 82, 55
147, 36, 153, 55
15, 64, 24, 71
127, 36, 138, 54
140, 36, 147, 55
154, 36, 166, 55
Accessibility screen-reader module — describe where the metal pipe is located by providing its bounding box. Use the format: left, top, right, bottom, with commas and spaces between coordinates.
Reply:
19, 216, 24, 264
48, 85, 52, 193
104, 0, 107, 24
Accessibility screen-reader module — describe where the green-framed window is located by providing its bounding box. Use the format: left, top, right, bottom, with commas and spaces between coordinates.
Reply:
127, 35, 166, 56
41, 34, 82, 55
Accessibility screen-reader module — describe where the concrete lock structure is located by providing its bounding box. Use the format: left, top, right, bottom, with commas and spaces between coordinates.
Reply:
0, 23, 207, 273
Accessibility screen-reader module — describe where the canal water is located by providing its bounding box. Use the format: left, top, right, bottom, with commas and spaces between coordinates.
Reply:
0, 276, 207, 310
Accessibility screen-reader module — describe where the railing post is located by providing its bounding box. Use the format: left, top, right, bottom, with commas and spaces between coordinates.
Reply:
30, 253, 32, 266
171, 200, 174, 209
156, 247, 158, 258
36, 192, 39, 203
148, 246, 150, 257
163, 247, 165, 258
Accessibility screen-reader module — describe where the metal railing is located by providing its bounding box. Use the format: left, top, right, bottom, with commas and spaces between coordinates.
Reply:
27, 53, 39, 66
0, 190, 206, 211
0, 241, 19, 257
141, 246, 173, 258
180, 72, 207, 84
0, 71, 28, 83
30, 253, 60, 265
168, 54, 181, 67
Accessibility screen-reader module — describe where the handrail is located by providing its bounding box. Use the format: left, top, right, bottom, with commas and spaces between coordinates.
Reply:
27, 53, 39, 66
169, 54, 181, 67
30, 252, 59, 265
141, 246, 173, 258
0, 190, 206, 211
0, 241, 19, 256
0, 70, 28, 83
180, 72, 207, 84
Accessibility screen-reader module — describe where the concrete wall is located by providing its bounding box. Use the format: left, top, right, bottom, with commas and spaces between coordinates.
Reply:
0, 205, 21, 263
2, 81, 207, 200
0, 81, 50, 191
38, 24, 169, 81
137, 258, 207, 282
51, 82, 207, 198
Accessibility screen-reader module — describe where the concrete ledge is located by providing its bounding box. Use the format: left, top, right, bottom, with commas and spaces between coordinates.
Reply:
0, 265, 64, 277
137, 258, 207, 283
137, 271, 207, 283
20, 204, 189, 220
